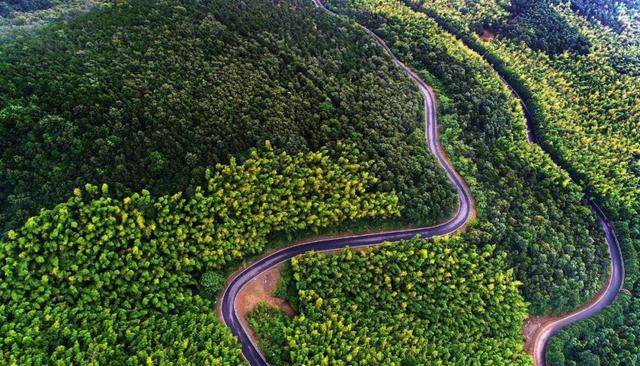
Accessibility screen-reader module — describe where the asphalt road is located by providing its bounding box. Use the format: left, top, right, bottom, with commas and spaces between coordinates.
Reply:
219, 1, 474, 364
531, 199, 624, 365
219, 1, 624, 365
480, 17, 625, 366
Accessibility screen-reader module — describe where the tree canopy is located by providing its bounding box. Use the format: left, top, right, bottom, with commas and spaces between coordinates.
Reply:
399, 0, 640, 363
0, 0, 457, 233
0, 145, 400, 364
323, 0, 608, 315
250, 236, 531, 365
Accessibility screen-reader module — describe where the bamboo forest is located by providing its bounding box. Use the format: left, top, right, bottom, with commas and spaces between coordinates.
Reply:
0, 0, 638, 365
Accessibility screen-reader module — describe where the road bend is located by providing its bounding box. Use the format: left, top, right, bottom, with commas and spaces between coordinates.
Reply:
218, 0, 474, 364
220, 1, 624, 365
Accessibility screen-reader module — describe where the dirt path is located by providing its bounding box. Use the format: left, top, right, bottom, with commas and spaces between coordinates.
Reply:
236, 265, 295, 319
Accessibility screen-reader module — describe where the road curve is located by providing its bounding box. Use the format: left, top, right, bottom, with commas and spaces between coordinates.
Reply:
472, 19, 625, 366
219, 1, 624, 365
531, 198, 624, 365
218, 1, 474, 364
406, 1, 626, 359
487, 35, 624, 366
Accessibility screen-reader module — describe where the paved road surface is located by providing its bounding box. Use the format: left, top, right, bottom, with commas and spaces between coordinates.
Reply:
219, 1, 624, 365
219, 1, 474, 364
531, 199, 624, 365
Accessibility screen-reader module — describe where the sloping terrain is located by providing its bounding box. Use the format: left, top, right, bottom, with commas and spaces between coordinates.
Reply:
0, 0, 456, 233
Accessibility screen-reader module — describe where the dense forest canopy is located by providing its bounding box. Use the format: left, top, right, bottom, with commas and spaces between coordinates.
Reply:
0, 0, 457, 233
505, 1, 591, 55
250, 237, 531, 365
0, 145, 400, 364
0, 0, 106, 34
533, 0, 640, 32
401, 0, 640, 364
1, 0, 637, 364
0, 0, 462, 363
0, 0, 55, 15
322, 0, 608, 315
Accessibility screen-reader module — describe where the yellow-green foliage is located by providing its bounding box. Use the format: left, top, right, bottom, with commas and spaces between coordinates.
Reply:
405, 0, 640, 239
397, 1, 640, 363
253, 237, 531, 365
487, 13, 640, 221
324, 0, 608, 315
0, 144, 399, 365
0, 0, 457, 233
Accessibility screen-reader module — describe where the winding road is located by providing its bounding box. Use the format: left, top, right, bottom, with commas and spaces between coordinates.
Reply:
219, 1, 624, 365
531, 198, 624, 365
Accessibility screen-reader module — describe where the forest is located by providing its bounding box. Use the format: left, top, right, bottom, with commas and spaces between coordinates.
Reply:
399, 0, 640, 364
0, 0, 457, 234
0, 0, 460, 363
0, 0, 106, 35
525, 0, 640, 33
244, 0, 623, 362
0, 0, 56, 15
0, 145, 400, 364
1, 0, 637, 364
320, 0, 608, 315
250, 236, 531, 365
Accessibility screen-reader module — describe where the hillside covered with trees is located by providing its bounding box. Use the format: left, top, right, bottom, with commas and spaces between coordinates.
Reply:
2, 0, 636, 364
0, 0, 457, 234
0, 145, 401, 364
322, 0, 608, 315
398, 0, 640, 364
0, 0, 107, 35
250, 237, 531, 365
0, 0, 458, 363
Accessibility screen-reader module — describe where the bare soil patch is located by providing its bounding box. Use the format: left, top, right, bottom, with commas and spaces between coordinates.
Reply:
480, 30, 496, 41
230, 264, 295, 344
236, 264, 295, 318
522, 315, 556, 353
